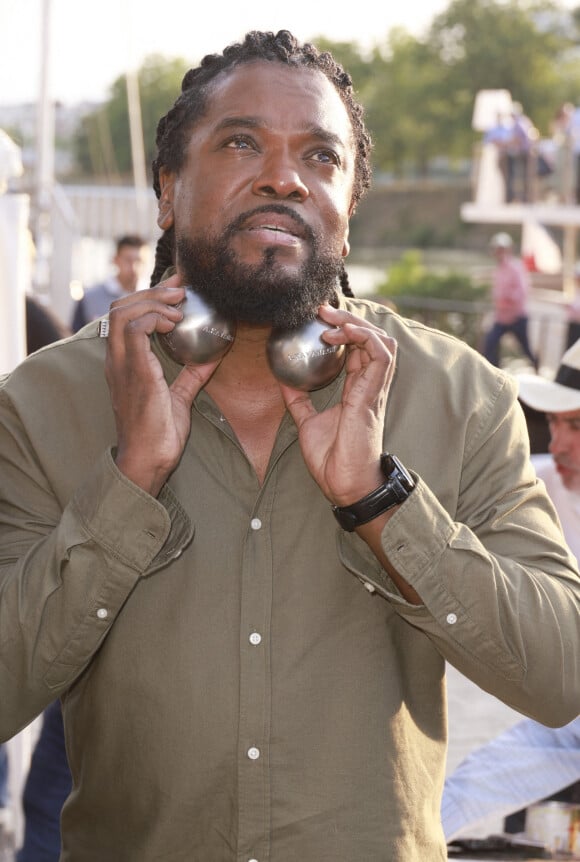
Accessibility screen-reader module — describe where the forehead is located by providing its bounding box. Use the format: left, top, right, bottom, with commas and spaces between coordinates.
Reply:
200, 60, 354, 143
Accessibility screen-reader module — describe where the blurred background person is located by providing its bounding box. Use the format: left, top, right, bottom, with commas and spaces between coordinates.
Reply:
567, 101, 580, 203
483, 232, 537, 370
565, 262, 580, 351
70, 234, 148, 332
25, 296, 69, 354
16, 702, 71, 862
0, 745, 9, 856
482, 112, 512, 201
505, 102, 535, 203
545, 101, 574, 202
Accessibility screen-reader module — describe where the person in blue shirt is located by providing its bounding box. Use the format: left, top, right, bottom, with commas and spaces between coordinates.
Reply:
70, 235, 148, 332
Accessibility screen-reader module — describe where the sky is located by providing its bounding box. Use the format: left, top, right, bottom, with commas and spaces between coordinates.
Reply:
1, 0, 453, 106
3, 0, 579, 108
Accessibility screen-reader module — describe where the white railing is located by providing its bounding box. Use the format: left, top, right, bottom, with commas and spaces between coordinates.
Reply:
63, 185, 158, 240
44, 184, 160, 322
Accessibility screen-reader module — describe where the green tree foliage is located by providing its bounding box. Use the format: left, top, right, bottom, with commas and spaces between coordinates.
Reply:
427, 0, 571, 141
366, 29, 454, 175
74, 54, 189, 180
317, 33, 451, 177
314, 38, 377, 94
321, 0, 575, 176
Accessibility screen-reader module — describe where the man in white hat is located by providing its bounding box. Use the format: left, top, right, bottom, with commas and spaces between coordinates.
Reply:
442, 340, 580, 844
483, 232, 537, 371
517, 338, 580, 559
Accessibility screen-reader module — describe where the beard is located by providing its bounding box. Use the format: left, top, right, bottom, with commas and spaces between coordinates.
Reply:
175, 205, 344, 329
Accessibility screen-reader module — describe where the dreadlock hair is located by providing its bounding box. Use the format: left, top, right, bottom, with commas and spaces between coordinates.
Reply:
150, 29, 372, 297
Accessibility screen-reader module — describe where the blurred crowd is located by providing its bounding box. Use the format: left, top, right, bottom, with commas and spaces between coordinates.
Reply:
483, 99, 580, 205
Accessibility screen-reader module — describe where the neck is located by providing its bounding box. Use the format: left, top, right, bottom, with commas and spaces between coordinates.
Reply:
204, 324, 287, 484
208, 322, 279, 392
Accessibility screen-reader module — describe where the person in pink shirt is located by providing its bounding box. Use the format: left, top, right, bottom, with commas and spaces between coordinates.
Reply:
483, 232, 538, 369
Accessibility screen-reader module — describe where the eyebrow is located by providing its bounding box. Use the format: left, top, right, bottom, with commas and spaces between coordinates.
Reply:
547, 413, 580, 423
213, 116, 347, 149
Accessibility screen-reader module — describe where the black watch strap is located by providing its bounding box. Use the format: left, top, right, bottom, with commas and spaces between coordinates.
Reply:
332, 454, 415, 532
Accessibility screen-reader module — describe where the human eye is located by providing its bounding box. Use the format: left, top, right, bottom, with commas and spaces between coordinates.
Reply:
309, 148, 341, 167
223, 134, 255, 151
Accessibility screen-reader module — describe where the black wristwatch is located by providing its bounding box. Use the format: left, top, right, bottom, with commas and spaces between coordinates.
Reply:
332, 453, 415, 532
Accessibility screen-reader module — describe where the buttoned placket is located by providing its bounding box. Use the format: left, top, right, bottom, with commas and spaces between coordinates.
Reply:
194, 393, 326, 861
236, 478, 276, 862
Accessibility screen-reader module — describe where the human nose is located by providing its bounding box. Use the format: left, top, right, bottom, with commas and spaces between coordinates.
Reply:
252, 149, 309, 202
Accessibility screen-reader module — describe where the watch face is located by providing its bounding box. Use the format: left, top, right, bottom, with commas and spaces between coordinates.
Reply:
382, 454, 413, 488
394, 458, 414, 489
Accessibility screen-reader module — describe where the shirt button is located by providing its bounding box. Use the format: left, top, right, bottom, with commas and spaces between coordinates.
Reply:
96, 608, 108, 620
247, 747, 260, 760
248, 858, 259, 862
249, 632, 262, 646
364, 582, 376, 594
446, 613, 458, 625
250, 518, 262, 531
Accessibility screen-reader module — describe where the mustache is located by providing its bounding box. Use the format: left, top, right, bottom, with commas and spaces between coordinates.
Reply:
224, 204, 316, 244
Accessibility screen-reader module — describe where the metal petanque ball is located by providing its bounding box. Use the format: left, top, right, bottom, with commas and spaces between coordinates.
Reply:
158, 287, 236, 366
266, 317, 346, 392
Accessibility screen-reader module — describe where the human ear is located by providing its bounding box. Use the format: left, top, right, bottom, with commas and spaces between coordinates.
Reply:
157, 168, 176, 231
342, 225, 350, 258
342, 199, 356, 257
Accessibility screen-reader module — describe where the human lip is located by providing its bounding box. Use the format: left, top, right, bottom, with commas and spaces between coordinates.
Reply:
555, 460, 577, 479
239, 212, 307, 243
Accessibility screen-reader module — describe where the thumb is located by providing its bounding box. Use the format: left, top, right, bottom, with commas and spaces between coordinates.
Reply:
171, 361, 220, 407
155, 271, 182, 289
279, 384, 317, 431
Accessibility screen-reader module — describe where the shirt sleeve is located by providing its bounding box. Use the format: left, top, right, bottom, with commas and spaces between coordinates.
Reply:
441, 717, 580, 840
338, 379, 580, 727
0, 420, 193, 740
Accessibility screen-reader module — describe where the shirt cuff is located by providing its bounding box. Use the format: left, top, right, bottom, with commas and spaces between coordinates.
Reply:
336, 475, 454, 604
70, 449, 193, 574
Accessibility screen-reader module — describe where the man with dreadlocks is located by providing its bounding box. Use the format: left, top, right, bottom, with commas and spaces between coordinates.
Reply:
0, 30, 579, 862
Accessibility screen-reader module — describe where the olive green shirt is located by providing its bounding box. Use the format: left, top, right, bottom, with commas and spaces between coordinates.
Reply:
1, 297, 579, 862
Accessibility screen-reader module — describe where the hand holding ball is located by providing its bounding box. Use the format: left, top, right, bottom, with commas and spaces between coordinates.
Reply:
158, 288, 236, 365
266, 317, 345, 392
158, 289, 344, 392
